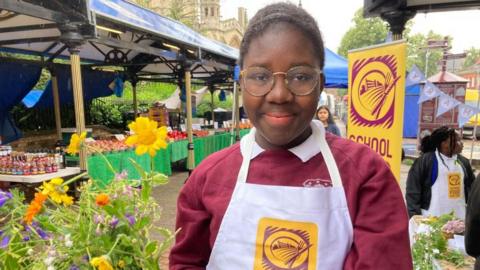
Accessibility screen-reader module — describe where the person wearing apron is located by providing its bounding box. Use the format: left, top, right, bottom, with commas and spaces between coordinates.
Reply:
170, 3, 412, 269
406, 126, 474, 219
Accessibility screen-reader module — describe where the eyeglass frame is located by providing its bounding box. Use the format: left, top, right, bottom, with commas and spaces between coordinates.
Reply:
239, 66, 323, 97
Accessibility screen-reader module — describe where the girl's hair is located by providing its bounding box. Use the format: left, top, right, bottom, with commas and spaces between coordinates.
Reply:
420, 126, 457, 154
316, 105, 335, 124
239, 2, 324, 69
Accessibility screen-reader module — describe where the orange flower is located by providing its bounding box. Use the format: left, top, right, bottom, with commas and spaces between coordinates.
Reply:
95, 194, 110, 207
24, 192, 48, 224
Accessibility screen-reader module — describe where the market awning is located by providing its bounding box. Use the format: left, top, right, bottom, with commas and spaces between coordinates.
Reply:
0, 0, 238, 82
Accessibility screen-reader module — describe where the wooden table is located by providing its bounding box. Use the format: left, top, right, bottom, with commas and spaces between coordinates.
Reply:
0, 167, 81, 183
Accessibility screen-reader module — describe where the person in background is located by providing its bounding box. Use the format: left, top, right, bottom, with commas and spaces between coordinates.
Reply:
406, 126, 474, 219
316, 105, 341, 136
466, 175, 480, 270
170, 3, 412, 269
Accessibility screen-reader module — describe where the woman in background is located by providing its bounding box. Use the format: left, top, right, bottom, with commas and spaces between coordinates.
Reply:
316, 105, 341, 136
406, 126, 474, 219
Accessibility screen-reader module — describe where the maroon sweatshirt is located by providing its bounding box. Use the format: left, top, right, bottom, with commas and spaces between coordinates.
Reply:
169, 133, 413, 269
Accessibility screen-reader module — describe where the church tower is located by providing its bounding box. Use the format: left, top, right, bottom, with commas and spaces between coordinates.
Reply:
200, 0, 220, 27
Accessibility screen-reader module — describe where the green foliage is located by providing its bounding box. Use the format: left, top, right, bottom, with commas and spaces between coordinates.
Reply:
196, 91, 233, 117
412, 213, 466, 269
337, 9, 448, 78
463, 47, 480, 68
337, 9, 389, 57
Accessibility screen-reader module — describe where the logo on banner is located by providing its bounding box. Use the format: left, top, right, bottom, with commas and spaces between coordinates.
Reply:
350, 55, 400, 128
254, 218, 318, 270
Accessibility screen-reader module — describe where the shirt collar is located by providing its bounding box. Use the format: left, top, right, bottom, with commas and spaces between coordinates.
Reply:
247, 121, 322, 163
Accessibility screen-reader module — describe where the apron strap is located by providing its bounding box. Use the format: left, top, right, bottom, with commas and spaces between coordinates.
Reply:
238, 121, 342, 187
312, 121, 342, 187
238, 128, 255, 183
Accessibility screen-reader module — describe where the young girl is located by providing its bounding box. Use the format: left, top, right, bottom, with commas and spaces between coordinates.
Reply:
170, 3, 412, 269
316, 105, 341, 136
406, 126, 474, 219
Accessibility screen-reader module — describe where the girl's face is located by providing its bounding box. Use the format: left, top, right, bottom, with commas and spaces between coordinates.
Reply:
241, 23, 323, 149
317, 108, 329, 122
440, 132, 463, 156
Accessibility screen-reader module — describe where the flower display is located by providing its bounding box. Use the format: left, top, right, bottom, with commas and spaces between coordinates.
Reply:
125, 117, 168, 157
0, 118, 173, 269
95, 193, 110, 206
0, 190, 12, 207
90, 255, 114, 270
66, 131, 86, 154
24, 192, 47, 224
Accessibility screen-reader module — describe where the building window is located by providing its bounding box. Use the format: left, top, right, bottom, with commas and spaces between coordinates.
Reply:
205, 7, 208, 17
211, 7, 214, 16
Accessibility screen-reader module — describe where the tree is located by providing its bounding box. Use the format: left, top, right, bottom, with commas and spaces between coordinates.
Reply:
463, 47, 480, 68
337, 9, 389, 57
164, 0, 197, 29
406, 31, 447, 77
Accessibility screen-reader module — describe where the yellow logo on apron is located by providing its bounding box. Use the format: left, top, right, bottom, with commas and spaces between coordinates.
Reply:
447, 172, 461, 199
254, 217, 318, 270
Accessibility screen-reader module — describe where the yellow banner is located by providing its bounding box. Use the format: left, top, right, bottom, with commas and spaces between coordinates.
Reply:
347, 41, 406, 181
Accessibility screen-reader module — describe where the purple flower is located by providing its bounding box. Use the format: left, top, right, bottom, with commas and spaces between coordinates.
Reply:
36, 228, 49, 240
23, 235, 30, 241
125, 214, 135, 226
70, 265, 80, 270
0, 235, 10, 249
93, 214, 104, 224
110, 217, 119, 228
0, 190, 12, 207
115, 170, 128, 181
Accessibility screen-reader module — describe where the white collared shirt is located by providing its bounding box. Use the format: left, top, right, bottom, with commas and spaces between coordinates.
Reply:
241, 121, 323, 163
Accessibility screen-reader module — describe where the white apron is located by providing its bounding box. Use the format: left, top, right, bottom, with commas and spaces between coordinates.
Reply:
206, 122, 353, 270
421, 150, 465, 219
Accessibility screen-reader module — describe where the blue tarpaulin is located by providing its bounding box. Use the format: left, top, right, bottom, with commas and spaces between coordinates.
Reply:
0, 62, 42, 144
22, 90, 44, 108
34, 65, 115, 108
324, 48, 348, 88
403, 85, 420, 138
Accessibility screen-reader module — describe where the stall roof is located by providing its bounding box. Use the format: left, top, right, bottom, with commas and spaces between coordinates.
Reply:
0, 0, 238, 82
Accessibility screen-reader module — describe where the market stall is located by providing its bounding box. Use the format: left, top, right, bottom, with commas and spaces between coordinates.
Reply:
0, 0, 239, 181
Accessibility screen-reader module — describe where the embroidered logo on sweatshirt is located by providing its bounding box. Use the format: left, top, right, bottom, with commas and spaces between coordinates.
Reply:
303, 178, 332, 188
254, 218, 317, 270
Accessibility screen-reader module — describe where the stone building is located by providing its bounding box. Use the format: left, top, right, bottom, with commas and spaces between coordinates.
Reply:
142, 0, 247, 48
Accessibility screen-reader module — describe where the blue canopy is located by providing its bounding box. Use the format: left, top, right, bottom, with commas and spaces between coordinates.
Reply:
0, 61, 42, 144
324, 48, 348, 88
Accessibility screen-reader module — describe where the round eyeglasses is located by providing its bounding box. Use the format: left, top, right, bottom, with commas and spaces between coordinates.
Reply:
240, 66, 322, 97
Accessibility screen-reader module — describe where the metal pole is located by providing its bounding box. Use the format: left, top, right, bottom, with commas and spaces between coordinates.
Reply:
210, 89, 215, 124
185, 66, 195, 171
235, 83, 240, 141
51, 70, 62, 140
69, 48, 87, 171
425, 50, 430, 77
231, 81, 238, 144
470, 68, 480, 162
132, 80, 138, 117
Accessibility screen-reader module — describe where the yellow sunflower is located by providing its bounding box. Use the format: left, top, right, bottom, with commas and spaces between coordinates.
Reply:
66, 132, 87, 155
125, 117, 168, 157
90, 256, 114, 270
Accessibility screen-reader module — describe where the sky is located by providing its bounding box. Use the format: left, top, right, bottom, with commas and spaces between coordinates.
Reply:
220, 0, 480, 54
